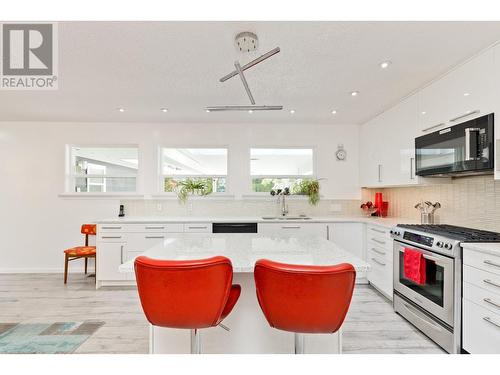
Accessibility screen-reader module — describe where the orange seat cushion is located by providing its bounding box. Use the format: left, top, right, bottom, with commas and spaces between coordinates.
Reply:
64, 246, 96, 257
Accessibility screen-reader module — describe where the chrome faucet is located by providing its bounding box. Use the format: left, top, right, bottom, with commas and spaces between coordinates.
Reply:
276, 188, 289, 217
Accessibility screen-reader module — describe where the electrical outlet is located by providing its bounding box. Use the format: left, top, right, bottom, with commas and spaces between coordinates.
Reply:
156, 203, 162, 211
330, 203, 342, 212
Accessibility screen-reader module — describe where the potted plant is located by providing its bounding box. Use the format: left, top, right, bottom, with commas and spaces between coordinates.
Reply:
292, 179, 320, 206
175, 178, 213, 203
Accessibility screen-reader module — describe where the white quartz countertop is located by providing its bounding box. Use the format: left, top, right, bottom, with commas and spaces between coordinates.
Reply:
118, 233, 370, 274
461, 242, 500, 257
97, 215, 415, 228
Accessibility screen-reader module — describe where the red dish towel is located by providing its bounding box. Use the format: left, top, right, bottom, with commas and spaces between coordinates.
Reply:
403, 248, 426, 285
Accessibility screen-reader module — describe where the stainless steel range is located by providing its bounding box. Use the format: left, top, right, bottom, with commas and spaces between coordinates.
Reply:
390, 224, 500, 354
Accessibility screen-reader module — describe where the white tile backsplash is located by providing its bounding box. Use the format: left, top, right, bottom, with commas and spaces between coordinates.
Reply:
120, 197, 362, 218
362, 175, 500, 232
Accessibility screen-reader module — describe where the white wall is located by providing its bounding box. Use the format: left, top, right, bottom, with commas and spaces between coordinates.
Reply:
0, 121, 360, 272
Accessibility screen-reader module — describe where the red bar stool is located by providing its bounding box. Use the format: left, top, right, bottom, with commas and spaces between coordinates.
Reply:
254, 259, 356, 354
63, 224, 96, 284
134, 255, 241, 354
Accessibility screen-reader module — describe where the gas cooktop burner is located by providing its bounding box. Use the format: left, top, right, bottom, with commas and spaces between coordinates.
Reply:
397, 224, 500, 242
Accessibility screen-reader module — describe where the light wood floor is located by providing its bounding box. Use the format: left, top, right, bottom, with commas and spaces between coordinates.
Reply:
0, 274, 444, 354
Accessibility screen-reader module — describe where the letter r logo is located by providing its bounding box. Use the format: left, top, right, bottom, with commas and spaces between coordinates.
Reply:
2, 24, 53, 76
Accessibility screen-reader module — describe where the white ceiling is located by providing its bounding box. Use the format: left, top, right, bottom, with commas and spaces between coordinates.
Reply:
2, 21, 500, 125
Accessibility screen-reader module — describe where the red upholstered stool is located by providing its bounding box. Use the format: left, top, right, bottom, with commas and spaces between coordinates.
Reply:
254, 259, 356, 354
63, 224, 96, 284
134, 255, 241, 354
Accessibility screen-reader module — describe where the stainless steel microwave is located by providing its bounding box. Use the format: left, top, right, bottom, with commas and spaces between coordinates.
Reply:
415, 113, 494, 177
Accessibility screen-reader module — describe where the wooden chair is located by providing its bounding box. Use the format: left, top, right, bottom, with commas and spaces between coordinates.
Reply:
63, 224, 97, 284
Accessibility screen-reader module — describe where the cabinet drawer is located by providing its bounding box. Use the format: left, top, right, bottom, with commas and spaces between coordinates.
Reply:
367, 225, 391, 239
367, 255, 393, 299
463, 299, 500, 354
463, 248, 500, 276
183, 223, 212, 233
97, 234, 126, 242
464, 281, 500, 314
99, 223, 184, 233
463, 264, 500, 297
367, 244, 392, 263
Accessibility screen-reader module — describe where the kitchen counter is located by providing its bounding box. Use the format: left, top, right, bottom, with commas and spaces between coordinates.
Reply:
96, 215, 415, 228
118, 233, 370, 273
461, 242, 500, 256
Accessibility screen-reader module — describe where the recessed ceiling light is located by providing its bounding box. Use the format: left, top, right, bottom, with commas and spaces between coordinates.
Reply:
206, 109, 211, 113
464, 92, 470, 97
118, 108, 125, 112
248, 110, 254, 114
161, 108, 168, 113
290, 109, 295, 114
421, 111, 427, 115
350, 91, 359, 97
331, 110, 337, 115
380, 61, 391, 69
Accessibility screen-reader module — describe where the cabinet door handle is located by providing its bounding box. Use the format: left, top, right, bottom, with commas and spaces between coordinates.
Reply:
484, 260, 500, 269
326, 225, 330, 241
378, 164, 382, 182
145, 236, 165, 239
483, 298, 500, 309
450, 110, 479, 122
371, 258, 386, 266
102, 226, 122, 230
370, 227, 386, 234
483, 316, 500, 329
410, 157, 415, 180
187, 226, 208, 229
371, 248, 386, 255
422, 122, 446, 132
145, 226, 165, 230
101, 236, 122, 239
281, 226, 301, 229
483, 279, 500, 289
371, 238, 386, 245
120, 245, 124, 264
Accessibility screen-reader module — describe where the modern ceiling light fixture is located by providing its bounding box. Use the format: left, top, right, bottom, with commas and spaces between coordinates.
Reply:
380, 60, 391, 69
331, 110, 337, 114
117, 108, 125, 112
206, 33, 283, 112
350, 91, 359, 97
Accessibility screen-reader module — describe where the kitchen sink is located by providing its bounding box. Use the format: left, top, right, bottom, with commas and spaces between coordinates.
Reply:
261, 216, 312, 220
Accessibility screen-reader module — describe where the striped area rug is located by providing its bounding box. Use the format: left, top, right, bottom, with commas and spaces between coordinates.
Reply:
0, 321, 104, 354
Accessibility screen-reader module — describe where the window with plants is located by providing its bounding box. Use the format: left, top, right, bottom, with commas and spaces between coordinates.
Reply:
161, 148, 228, 202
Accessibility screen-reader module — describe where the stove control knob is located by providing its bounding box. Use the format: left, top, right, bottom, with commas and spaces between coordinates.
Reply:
444, 243, 452, 250
436, 241, 443, 248
390, 230, 394, 235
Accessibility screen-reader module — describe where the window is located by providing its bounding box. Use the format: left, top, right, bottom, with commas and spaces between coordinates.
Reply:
250, 148, 314, 192
69, 146, 138, 193
161, 148, 228, 193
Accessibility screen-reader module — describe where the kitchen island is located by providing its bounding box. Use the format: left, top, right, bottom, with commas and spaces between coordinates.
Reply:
119, 233, 370, 354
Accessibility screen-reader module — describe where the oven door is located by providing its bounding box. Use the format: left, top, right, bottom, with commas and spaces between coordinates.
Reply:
393, 240, 455, 326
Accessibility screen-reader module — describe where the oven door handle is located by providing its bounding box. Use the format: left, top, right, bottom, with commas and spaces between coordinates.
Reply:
397, 248, 444, 265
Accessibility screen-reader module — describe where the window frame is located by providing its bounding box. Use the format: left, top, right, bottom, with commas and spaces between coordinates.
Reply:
249, 146, 317, 194
66, 144, 140, 194
158, 146, 230, 196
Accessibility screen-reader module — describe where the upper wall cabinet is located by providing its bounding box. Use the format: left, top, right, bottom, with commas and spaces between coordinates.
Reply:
360, 95, 420, 188
418, 48, 496, 133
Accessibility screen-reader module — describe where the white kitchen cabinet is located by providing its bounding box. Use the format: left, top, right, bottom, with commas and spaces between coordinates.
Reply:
365, 224, 393, 300
462, 246, 500, 353
258, 222, 328, 237
328, 223, 364, 259
418, 48, 496, 134
96, 241, 127, 283
359, 114, 386, 187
